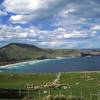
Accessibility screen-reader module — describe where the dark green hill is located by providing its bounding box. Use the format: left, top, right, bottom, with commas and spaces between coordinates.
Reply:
0, 43, 48, 63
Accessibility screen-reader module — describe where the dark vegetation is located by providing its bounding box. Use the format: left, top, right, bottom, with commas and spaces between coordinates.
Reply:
0, 89, 25, 99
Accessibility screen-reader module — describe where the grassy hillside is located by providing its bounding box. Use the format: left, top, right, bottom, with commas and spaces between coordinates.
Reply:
0, 43, 49, 63
0, 43, 100, 66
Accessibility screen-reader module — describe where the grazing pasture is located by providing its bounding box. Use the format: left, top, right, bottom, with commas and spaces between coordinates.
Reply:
0, 72, 100, 100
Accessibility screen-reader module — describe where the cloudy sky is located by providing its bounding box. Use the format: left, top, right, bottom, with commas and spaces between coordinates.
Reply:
0, 0, 100, 48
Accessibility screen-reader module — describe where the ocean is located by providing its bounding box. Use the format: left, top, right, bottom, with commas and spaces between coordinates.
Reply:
0, 56, 100, 73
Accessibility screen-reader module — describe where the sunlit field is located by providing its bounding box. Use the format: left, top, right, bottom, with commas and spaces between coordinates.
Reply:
0, 72, 100, 100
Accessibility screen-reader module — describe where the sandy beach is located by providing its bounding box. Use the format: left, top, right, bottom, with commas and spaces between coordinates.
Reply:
0, 59, 51, 69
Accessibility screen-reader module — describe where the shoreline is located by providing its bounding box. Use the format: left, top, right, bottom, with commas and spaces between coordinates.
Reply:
0, 59, 51, 69
0, 55, 96, 67
0, 57, 69, 69
0, 56, 99, 73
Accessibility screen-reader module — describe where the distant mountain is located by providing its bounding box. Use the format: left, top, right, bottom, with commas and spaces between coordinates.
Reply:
0, 43, 100, 66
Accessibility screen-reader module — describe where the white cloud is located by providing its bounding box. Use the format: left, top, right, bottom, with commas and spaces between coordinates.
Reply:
0, 23, 100, 48
15, 25, 22, 29
10, 15, 22, 21
58, 6, 76, 18
9, 15, 33, 24
0, 24, 89, 44
0, 10, 7, 16
52, 27, 88, 39
70, 31, 88, 38
2, 0, 100, 25
3, 0, 56, 23
2, 0, 48, 23
3, 0, 76, 23
0, 0, 100, 48
92, 25, 100, 30
17, 33, 28, 38
3, 0, 42, 14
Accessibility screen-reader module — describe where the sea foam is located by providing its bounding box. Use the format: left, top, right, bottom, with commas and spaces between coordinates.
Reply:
0, 59, 50, 69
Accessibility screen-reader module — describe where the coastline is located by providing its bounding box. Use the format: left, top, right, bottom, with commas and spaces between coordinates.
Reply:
0, 55, 95, 67
0, 59, 51, 69
0, 56, 98, 73
0, 57, 69, 69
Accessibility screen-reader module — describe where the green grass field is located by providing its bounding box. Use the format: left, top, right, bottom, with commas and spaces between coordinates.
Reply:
0, 72, 100, 100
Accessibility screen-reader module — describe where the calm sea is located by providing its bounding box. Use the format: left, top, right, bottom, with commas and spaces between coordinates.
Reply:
0, 56, 100, 73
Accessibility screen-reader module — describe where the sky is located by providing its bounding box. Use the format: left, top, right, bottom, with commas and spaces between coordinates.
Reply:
0, 0, 100, 48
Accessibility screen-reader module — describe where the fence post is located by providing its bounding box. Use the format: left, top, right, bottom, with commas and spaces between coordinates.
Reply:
81, 88, 83, 99
90, 93, 92, 100
27, 88, 30, 100
38, 90, 41, 100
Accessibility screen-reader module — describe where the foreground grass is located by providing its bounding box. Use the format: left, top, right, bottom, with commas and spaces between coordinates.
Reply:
60, 72, 100, 100
0, 72, 100, 100
0, 73, 56, 89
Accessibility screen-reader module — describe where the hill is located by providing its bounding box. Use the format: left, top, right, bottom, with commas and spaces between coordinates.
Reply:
0, 43, 100, 66
0, 43, 50, 65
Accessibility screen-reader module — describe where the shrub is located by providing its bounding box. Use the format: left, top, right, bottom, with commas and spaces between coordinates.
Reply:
54, 95, 67, 100
43, 95, 84, 100
67, 96, 84, 100
43, 95, 54, 100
